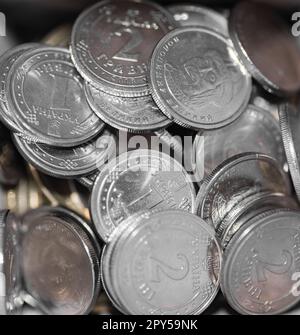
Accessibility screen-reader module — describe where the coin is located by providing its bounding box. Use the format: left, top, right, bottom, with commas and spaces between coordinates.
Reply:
21, 207, 101, 315
84, 82, 171, 132
167, 4, 228, 36
149, 27, 251, 130
70, 0, 176, 97
42, 24, 72, 48
229, 1, 300, 96
90, 149, 196, 242
102, 210, 222, 315
193, 105, 286, 181
7, 46, 105, 147
195, 153, 291, 230
78, 171, 99, 190
221, 209, 300, 315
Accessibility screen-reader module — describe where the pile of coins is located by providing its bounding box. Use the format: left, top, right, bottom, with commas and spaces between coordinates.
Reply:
1, 0, 300, 315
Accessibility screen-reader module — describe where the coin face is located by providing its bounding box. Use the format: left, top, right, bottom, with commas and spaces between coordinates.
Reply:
70, 0, 176, 97
7, 46, 105, 147
229, 1, 300, 95
149, 27, 251, 130
221, 209, 300, 315
195, 153, 291, 230
102, 210, 222, 315
13, 129, 116, 179
168, 4, 228, 36
193, 105, 286, 180
90, 150, 196, 242
21, 207, 101, 315
84, 83, 171, 132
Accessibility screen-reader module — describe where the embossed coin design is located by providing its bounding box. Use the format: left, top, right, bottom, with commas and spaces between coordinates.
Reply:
102, 210, 222, 315
149, 27, 251, 130
229, 1, 300, 95
221, 209, 300, 315
90, 150, 196, 242
84, 83, 171, 132
71, 0, 176, 97
7, 47, 105, 147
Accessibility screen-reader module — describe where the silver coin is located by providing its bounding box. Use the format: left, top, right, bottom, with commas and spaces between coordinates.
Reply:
221, 209, 300, 315
103, 210, 222, 315
167, 4, 228, 36
78, 171, 100, 190
12, 129, 116, 179
149, 27, 251, 130
84, 83, 171, 132
0, 43, 39, 132
21, 207, 101, 315
7, 46, 105, 147
193, 105, 286, 181
70, 0, 176, 97
90, 149, 196, 242
195, 153, 291, 230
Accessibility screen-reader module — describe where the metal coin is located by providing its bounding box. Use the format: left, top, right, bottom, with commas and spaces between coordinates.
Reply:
70, 0, 176, 97
21, 207, 101, 315
149, 27, 251, 130
229, 1, 300, 96
84, 83, 171, 132
7, 46, 105, 147
90, 149, 196, 242
195, 153, 291, 230
78, 171, 99, 190
221, 209, 300, 315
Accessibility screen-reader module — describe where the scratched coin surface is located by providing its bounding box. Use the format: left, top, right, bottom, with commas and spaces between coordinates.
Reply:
167, 4, 228, 36
12, 129, 116, 179
195, 153, 291, 230
102, 210, 222, 315
70, 0, 176, 97
221, 209, 300, 315
21, 207, 101, 315
84, 83, 171, 132
7, 46, 105, 147
149, 27, 251, 130
229, 1, 300, 95
90, 150, 196, 242
193, 105, 286, 181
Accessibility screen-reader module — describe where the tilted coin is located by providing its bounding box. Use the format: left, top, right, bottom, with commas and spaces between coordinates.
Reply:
42, 24, 72, 48
12, 129, 116, 179
149, 27, 251, 130
70, 0, 176, 97
21, 207, 101, 315
7, 46, 105, 147
102, 210, 222, 315
84, 83, 171, 132
221, 209, 300, 315
195, 153, 291, 230
229, 1, 300, 96
90, 149, 196, 242
78, 171, 99, 190
167, 4, 228, 36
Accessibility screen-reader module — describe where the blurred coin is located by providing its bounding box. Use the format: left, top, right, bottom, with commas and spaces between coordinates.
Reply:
7, 46, 105, 147
90, 149, 196, 242
70, 0, 176, 97
221, 209, 300, 315
42, 24, 72, 48
149, 27, 251, 130
229, 1, 300, 96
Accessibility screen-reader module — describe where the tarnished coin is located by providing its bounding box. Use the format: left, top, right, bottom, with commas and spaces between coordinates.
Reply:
12, 129, 116, 179
90, 149, 196, 242
229, 1, 300, 95
195, 153, 291, 230
102, 210, 222, 315
84, 83, 171, 132
7, 46, 105, 147
21, 207, 101, 315
221, 209, 300, 315
193, 105, 286, 180
70, 0, 176, 97
149, 27, 251, 130
167, 4, 228, 36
